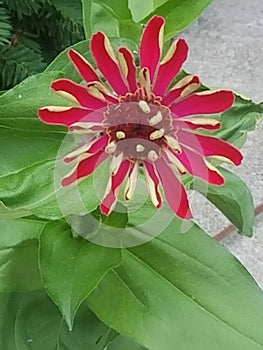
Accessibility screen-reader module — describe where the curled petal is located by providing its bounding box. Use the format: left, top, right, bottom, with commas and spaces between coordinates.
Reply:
68, 49, 100, 83
144, 161, 163, 208
171, 90, 235, 117
64, 134, 109, 163
154, 39, 189, 96
140, 16, 165, 82
38, 106, 95, 126
101, 160, 131, 215
62, 150, 108, 186
91, 32, 128, 95
162, 75, 200, 106
118, 47, 137, 93
176, 146, 225, 185
178, 130, 243, 165
52, 79, 106, 110
155, 157, 192, 219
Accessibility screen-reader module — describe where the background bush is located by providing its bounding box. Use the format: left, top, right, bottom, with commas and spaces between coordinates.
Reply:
0, 0, 84, 90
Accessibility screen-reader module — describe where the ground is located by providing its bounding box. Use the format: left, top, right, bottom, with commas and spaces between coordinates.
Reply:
181, 0, 263, 287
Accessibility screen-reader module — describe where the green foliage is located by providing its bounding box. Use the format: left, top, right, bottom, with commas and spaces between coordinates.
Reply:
0, 0, 85, 90
87, 216, 263, 350
0, 1, 11, 46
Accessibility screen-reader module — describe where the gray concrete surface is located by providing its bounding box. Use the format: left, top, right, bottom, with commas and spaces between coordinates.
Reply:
181, 0, 263, 286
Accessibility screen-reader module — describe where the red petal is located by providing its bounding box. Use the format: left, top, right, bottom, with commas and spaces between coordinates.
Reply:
171, 90, 235, 117
175, 146, 225, 185
38, 106, 96, 126
100, 160, 131, 215
62, 150, 108, 186
68, 49, 100, 83
52, 79, 106, 110
154, 39, 189, 96
91, 32, 128, 95
178, 130, 243, 165
162, 75, 200, 106
140, 16, 165, 82
144, 161, 163, 208
118, 47, 137, 92
155, 157, 192, 219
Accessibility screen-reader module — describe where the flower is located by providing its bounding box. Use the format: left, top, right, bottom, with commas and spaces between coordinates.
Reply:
38, 15, 242, 219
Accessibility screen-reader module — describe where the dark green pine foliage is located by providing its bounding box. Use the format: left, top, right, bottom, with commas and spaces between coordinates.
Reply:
0, 0, 85, 90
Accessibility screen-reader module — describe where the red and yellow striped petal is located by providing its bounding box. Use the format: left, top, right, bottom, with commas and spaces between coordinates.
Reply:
162, 75, 200, 106
38, 106, 96, 126
68, 49, 100, 83
155, 157, 192, 219
118, 47, 137, 92
174, 117, 221, 131
154, 39, 189, 96
171, 90, 235, 117
62, 150, 108, 186
100, 159, 131, 215
140, 16, 165, 82
178, 130, 243, 165
91, 32, 128, 95
51, 79, 107, 110
175, 146, 225, 185
144, 161, 163, 208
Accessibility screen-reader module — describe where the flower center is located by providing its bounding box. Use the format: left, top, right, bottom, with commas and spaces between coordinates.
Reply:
103, 89, 174, 161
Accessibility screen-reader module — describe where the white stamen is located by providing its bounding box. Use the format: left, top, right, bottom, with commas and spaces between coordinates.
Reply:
149, 111, 163, 126
138, 100, 151, 113
125, 162, 139, 200
144, 164, 161, 207
147, 150, 159, 162
150, 128, 165, 140
165, 135, 182, 153
110, 153, 124, 175
105, 141, 117, 154
136, 144, 145, 152
116, 131, 126, 139
166, 151, 187, 174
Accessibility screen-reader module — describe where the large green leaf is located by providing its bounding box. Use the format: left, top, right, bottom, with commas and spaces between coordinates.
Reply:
0, 240, 42, 292
107, 335, 146, 350
0, 291, 115, 350
39, 221, 122, 329
192, 167, 254, 236
0, 216, 46, 292
0, 216, 46, 248
215, 95, 263, 147
0, 71, 103, 219
87, 216, 263, 350
128, 0, 167, 22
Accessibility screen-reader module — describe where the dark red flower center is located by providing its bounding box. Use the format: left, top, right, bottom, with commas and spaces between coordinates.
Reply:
103, 89, 174, 161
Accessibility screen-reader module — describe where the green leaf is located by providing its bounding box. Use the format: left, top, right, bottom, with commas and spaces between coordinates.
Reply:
0, 240, 42, 292
143, 0, 213, 42
214, 95, 263, 148
93, 0, 142, 42
0, 216, 46, 248
87, 216, 263, 350
107, 335, 146, 350
0, 291, 115, 350
192, 167, 254, 236
81, 0, 93, 38
39, 221, 122, 329
0, 201, 30, 219
0, 217, 46, 292
128, 0, 167, 22
0, 71, 103, 219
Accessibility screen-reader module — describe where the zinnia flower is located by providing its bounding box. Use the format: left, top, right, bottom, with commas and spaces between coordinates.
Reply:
38, 16, 242, 219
